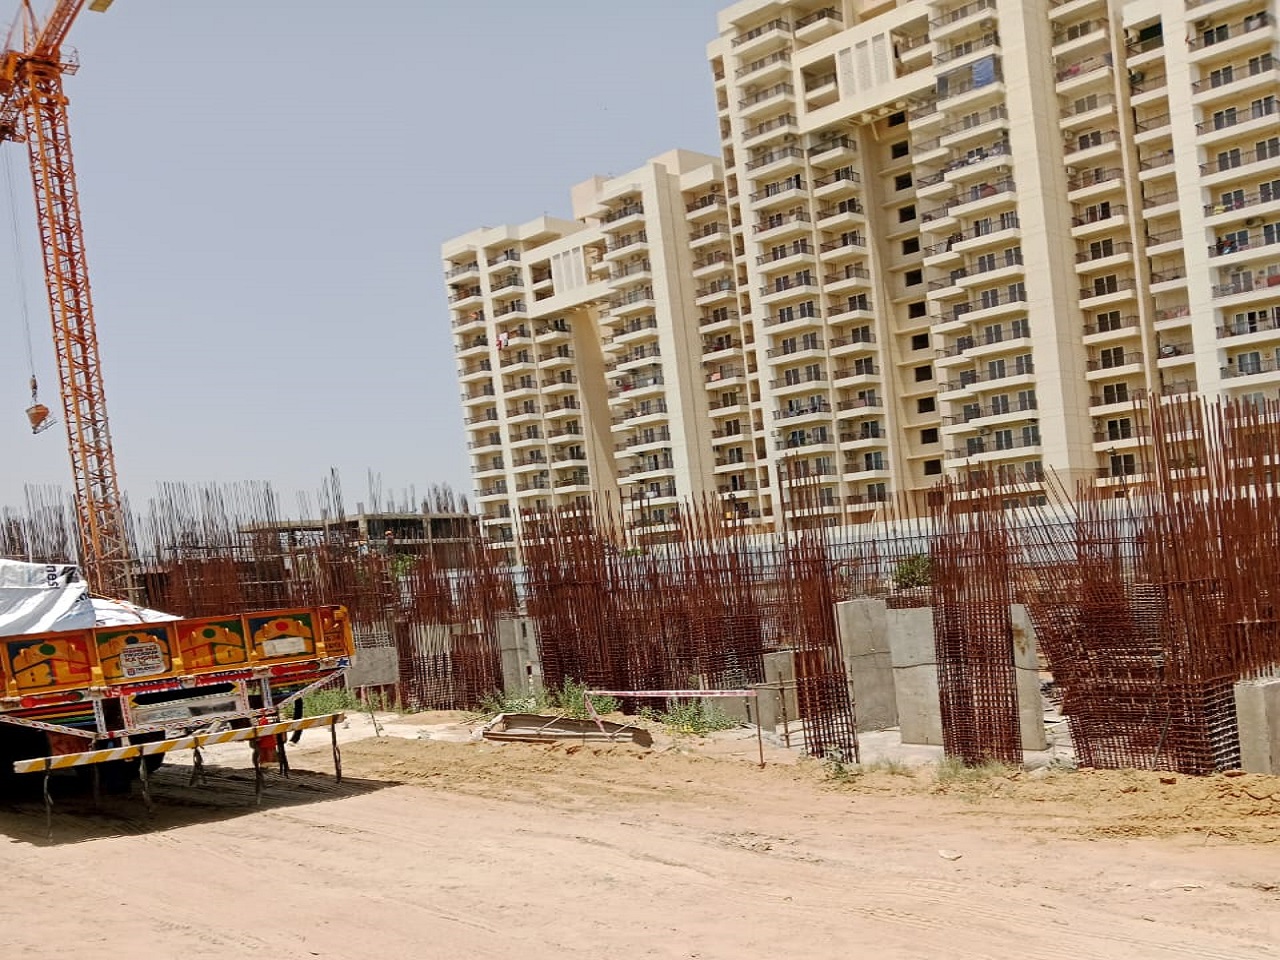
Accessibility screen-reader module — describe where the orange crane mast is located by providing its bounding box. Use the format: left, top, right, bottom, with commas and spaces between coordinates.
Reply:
0, 0, 128, 598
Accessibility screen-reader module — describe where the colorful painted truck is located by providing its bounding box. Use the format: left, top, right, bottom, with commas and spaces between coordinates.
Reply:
0, 600, 354, 792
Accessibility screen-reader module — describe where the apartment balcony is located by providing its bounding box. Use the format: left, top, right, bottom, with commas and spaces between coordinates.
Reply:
754, 210, 812, 240
608, 374, 666, 402
1075, 239, 1134, 271
1223, 353, 1280, 379
1132, 112, 1171, 145
1128, 71, 1167, 105
610, 288, 658, 316
458, 359, 493, 383
941, 105, 1009, 149
448, 288, 483, 309
695, 279, 738, 307
1084, 350, 1144, 378
796, 6, 843, 43
931, 291, 1027, 332
808, 136, 858, 167
937, 31, 1001, 68
1082, 314, 1139, 342
1212, 266, 1280, 304
492, 300, 529, 320
766, 338, 826, 362
1188, 14, 1274, 64
1191, 60, 1278, 107
813, 169, 861, 200
538, 348, 575, 369
510, 455, 551, 474
610, 401, 669, 427
1138, 150, 1176, 179
745, 146, 805, 175
456, 336, 490, 359
1055, 53, 1114, 93
1196, 100, 1279, 147
1064, 128, 1121, 161
840, 463, 892, 483
600, 202, 645, 231
738, 82, 796, 121
543, 399, 582, 420
612, 346, 663, 374
815, 201, 866, 230
486, 250, 520, 269
1067, 166, 1124, 202
1051, 19, 1109, 59
689, 224, 731, 250
692, 251, 733, 277
944, 143, 1013, 187
533, 321, 572, 343
929, 0, 997, 42
938, 362, 1035, 397
1204, 186, 1280, 223
770, 370, 829, 396
603, 233, 649, 262
1079, 276, 1138, 306
1149, 265, 1188, 292
1201, 143, 1280, 187
706, 365, 750, 386
762, 308, 823, 330
756, 242, 816, 270
708, 394, 750, 414
936, 72, 1006, 113
742, 112, 798, 146
773, 401, 834, 424
616, 429, 672, 453
823, 265, 873, 293
475, 485, 509, 502
827, 300, 874, 324
837, 428, 885, 451
829, 331, 877, 357
552, 475, 592, 492
832, 363, 881, 387
818, 233, 868, 262
700, 308, 742, 334
685, 193, 728, 221
713, 452, 757, 473
750, 178, 810, 212
895, 29, 931, 68
948, 177, 1018, 218
735, 50, 791, 84
731, 17, 792, 57
702, 336, 744, 360
942, 395, 1037, 428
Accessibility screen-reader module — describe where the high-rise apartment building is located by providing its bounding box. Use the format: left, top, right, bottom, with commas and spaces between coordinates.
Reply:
444, 151, 758, 556
447, 0, 1280, 543
708, 0, 1280, 527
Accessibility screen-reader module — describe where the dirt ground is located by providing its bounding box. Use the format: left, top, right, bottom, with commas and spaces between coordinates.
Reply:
0, 713, 1277, 959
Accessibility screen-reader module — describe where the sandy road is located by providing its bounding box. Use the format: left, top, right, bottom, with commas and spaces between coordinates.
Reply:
0, 724, 1276, 960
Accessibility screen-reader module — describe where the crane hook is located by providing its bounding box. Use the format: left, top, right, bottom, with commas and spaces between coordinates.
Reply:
25, 374, 52, 434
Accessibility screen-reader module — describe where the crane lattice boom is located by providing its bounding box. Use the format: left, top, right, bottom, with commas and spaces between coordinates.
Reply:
0, 0, 127, 598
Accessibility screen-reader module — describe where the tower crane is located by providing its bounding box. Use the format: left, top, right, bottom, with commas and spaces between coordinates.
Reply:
0, 0, 129, 598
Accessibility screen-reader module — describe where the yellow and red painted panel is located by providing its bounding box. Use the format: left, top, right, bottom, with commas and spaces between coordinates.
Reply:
0, 605, 351, 698
96, 624, 180, 684
175, 617, 252, 671
2, 630, 98, 695
246, 609, 318, 664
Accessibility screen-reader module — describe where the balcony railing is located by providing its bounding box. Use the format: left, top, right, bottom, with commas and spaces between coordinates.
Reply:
1188, 15, 1272, 51
1213, 268, 1280, 298
735, 50, 791, 80
1201, 145, 1280, 175
746, 146, 805, 171
796, 7, 841, 29
1068, 167, 1124, 190
1086, 351, 1143, 370
732, 18, 791, 48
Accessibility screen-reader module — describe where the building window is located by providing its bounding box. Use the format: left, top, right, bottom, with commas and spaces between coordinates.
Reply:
888, 111, 906, 127
911, 332, 930, 350
904, 269, 923, 287
902, 237, 921, 255
895, 172, 913, 191
921, 427, 939, 444
924, 459, 943, 476
908, 300, 927, 318
914, 365, 933, 382
898, 204, 917, 223
917, 397, 936, 413
891, 140, 909, 159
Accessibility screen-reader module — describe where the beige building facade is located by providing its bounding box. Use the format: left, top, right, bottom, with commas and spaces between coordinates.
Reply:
701, 0, 1280, 527
448, 0, 1280, 543
444, 150, 762, 555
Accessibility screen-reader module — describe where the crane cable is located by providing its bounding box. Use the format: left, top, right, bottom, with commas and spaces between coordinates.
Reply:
2, 143, 39, 408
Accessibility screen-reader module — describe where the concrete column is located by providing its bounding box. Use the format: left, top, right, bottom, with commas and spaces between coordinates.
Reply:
886, 605, 943, 746
1234, 678, 1280, 774
497, 617, 542, 697
1011, 604, 1047, 751
834, 598, 898, 732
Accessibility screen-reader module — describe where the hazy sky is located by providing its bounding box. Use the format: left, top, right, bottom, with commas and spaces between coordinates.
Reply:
0, 0, 727, 513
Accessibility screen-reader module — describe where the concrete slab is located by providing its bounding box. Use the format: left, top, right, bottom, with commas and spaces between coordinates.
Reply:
885, 607, 943, 745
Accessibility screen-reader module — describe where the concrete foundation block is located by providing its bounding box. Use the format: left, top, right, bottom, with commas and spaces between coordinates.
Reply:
347, 647, 398, 689
886, 607, 943, 745
834, 599, 898, 732
497, 617, 542, 698
1234, 678, 1280, 774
